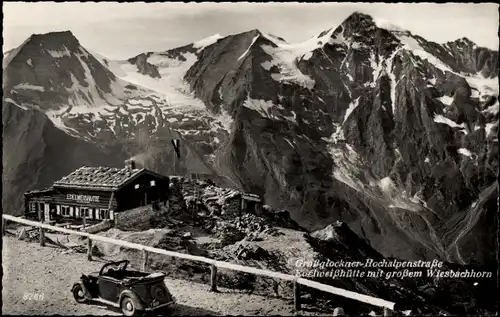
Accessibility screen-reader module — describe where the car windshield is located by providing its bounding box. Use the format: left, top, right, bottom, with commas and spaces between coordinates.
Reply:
101, 261, 128, 275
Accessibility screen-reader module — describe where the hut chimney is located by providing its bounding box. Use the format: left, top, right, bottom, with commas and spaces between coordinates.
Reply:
125, 159, 136, 175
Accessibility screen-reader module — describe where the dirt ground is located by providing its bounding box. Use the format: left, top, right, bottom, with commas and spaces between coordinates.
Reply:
2, 236, 330, 316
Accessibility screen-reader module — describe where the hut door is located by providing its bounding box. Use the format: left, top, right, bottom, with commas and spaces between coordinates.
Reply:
43, 204, 50, 222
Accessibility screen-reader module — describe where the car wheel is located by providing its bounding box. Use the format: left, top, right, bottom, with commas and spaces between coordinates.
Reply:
72, 284, 87, 303
121, 296, 139, 316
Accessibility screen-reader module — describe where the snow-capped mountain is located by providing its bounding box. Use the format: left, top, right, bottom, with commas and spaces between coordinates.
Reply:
3, 12, 498, 266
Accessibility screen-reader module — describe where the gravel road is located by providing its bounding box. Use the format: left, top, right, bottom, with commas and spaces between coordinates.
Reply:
2, 236, 327, 316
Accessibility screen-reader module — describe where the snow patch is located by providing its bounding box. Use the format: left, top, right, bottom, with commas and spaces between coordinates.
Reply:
328, 27, 347, 45
260, 42, 315, 89
386, 49, 401, 115
343, 97, 360, 124
379, 177, 396, 194
457, 148, 472, 157
13, 83, 45, 92
218, 86, 223, 100
302, 51, 313, 60
465, 74, 499, 99
213, 107, 234, 133
238, 35, 260, 61
47, 47, 71, 58
117, 52, 206, 111
374, 18, 406, 32
485, 122, 498, 137
483, 102, 499, 115
243, 96, 285, 118
433, 114, 466, 130
260, 61, 273, 71
324, 123, 345, 144
259, 28, 336, 90
369, 52, 384, 87
193, 34, 223, 53
438, 95, 454, 106
5, 98, 28, 110
118, 107, 128, 115
26, 59, 33, 66
329, 145, 363, 192
397, 35, 452, 73
45, 109, 80, 136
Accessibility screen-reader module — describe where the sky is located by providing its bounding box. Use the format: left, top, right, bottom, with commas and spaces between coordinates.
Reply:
3, 2, 499, 60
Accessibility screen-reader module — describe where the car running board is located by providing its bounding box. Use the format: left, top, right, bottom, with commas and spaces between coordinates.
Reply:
92, 297, 120, 308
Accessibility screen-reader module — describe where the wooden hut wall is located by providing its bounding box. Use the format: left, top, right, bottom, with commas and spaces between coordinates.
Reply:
114, 173, 169, 212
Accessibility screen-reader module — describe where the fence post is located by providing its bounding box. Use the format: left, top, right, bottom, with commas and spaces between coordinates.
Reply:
383, 307, 393, 316
142, 249, 149, 271
87, 238, 93, 261
210, 263, 218, 292
294, 278, 301, 311
2, 218, 6, 236
39, 225, 45, 246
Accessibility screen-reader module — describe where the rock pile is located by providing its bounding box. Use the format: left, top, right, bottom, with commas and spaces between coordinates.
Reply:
211, 222, 245, 246
233, 241, 269, 260
232, 214, 282, 237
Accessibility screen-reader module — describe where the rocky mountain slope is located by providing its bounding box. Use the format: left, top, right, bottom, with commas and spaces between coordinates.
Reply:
2, 12, 498, 266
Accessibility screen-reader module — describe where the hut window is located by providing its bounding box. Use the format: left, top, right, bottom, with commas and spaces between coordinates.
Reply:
134, 184, 140, 189
29, 203, 36, 213
81, 207, 90, 218
150, 180, 156, 186
100, 209, 109, 219
61, 206, 70, 216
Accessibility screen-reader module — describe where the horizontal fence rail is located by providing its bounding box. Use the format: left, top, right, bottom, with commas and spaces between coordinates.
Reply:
3, 214, 396, 311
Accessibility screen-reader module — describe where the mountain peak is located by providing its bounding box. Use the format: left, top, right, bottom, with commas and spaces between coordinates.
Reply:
448, 36, 477, 48
335, 11, 378, 35
30, 30, 78, 43
346, 11, 374, 21
31, 30, 75, 37
26, 30, 81, 52
341, 11, 410, 34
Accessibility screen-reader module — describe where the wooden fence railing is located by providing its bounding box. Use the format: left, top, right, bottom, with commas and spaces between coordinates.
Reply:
2, 214, 397, 314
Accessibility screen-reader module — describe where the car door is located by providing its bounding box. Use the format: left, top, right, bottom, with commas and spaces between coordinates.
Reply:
97, 276, 119, 302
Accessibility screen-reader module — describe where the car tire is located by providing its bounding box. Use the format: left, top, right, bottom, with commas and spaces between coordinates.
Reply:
121, 296, 139, 316
72, 284, 88, 304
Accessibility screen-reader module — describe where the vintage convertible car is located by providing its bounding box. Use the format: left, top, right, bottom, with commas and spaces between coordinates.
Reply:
71, 260, 175, 316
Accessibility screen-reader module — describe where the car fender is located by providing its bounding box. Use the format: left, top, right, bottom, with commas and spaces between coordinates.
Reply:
119, 290, 145, 310
72, 282, 92, 300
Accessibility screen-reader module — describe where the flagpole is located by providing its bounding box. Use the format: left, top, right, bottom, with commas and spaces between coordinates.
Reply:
171, 138, 180, 176
173, 149, 176, 176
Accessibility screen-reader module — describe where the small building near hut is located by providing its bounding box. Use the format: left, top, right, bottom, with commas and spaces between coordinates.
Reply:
24, 160, 170, 224
219, 191, 263, 218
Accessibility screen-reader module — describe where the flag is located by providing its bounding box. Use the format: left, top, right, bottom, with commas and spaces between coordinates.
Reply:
171, 139, 181, 158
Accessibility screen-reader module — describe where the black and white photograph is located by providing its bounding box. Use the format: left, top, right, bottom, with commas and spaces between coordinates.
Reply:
2, 2, 498, 316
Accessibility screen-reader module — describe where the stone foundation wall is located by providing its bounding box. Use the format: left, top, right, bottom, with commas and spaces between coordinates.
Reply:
83, 220, 112, 234
115, 205, 156, 231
